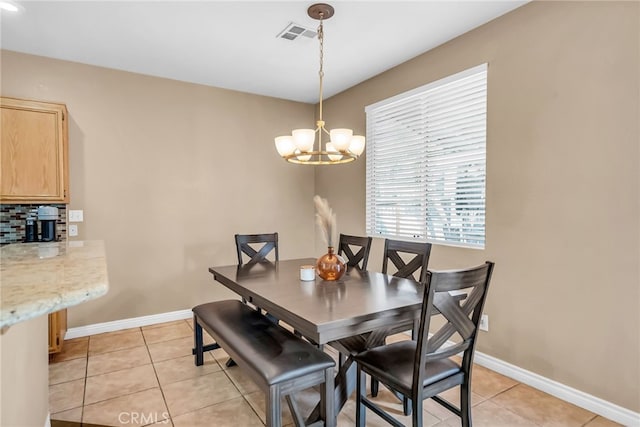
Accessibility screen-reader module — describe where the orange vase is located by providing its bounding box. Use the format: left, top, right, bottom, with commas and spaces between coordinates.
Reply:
316, 246, 347, 281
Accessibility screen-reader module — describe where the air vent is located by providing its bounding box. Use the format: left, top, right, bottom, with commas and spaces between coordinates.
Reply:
276, 22, 317, 41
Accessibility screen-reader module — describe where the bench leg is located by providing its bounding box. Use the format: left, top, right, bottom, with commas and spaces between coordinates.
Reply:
371, 378, 379, 397
285, 395, 306, 427
194, 315, 204, 366
266, 383, 282, 427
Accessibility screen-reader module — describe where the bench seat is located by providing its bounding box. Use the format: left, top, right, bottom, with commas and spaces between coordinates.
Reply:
193, 300, 335, 427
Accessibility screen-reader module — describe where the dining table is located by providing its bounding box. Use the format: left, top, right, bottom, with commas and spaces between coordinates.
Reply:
208, 257, 425, 422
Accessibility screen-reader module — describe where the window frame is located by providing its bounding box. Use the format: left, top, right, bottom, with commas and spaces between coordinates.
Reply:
365, 63, 488, 249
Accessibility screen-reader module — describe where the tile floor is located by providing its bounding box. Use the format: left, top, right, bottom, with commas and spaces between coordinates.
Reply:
49, 319, 621, 427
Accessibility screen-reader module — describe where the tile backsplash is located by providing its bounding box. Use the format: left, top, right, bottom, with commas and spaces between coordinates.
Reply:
0, 204, 67, 245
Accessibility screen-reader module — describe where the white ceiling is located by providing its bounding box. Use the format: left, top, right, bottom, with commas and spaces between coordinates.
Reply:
0, 1, 528, 103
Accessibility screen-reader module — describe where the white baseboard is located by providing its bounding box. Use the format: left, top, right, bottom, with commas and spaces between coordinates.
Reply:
65, 309, 192, 339
44, 413, 50, 427
473, 351, 640, 426
403, 330, 639, 426
67, 312, 639, 426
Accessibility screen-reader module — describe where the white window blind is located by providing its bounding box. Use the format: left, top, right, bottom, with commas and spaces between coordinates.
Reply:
365, 64, 487, 249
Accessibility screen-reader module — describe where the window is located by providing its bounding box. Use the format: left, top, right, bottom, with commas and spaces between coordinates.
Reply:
365, 64, 487, 249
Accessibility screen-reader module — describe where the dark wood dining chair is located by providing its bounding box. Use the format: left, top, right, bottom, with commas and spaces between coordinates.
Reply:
194, 233, 280, 368
224, 232, 280, 367
355, 262, 495, 427
235, 232, 279, 266
370, 239, 432, 407
382, 238, 431, 283
329, 238, 431, 410
337, 233, 372, 270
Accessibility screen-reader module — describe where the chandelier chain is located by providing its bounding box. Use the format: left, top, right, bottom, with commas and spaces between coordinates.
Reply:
318, 17, 324, 123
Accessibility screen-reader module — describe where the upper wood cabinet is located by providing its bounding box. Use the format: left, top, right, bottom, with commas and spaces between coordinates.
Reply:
1, 97, 69, 203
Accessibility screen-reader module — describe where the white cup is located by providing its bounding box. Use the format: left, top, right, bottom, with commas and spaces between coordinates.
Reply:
300, 265, 316, 281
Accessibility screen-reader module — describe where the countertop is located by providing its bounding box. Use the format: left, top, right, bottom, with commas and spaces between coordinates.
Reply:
0, 240, 109, 330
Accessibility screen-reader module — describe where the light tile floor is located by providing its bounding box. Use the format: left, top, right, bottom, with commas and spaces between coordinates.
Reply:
49, 319, 621, 427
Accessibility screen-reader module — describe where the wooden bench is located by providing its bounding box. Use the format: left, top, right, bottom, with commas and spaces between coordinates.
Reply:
193, 300, 336, 427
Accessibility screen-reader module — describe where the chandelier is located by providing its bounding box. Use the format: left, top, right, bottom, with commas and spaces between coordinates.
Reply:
274, 3, 365, 165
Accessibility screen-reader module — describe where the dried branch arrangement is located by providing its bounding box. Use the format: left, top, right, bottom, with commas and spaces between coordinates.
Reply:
314, 195, 338, 248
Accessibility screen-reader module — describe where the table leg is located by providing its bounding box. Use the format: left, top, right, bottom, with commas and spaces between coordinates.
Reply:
307, 353, 357, 423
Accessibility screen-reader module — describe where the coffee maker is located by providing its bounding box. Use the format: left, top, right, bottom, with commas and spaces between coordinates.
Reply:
37, 206, 58, 242
24, 216, 38, 242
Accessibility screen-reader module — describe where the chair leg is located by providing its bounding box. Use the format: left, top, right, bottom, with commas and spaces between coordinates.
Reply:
461, 382, 472, 427
403, 396, 412, 416
193, 316, 204, 366
371, 378, 379, 397
411, 395, 423, 427
356, 366, 366, 427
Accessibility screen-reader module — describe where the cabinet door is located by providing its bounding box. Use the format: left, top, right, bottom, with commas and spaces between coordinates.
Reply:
1, 97, 69, 203
48, 312, 59, 353
48, 309, 67, 354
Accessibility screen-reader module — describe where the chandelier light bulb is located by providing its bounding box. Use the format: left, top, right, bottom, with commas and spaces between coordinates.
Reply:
325, 142, 343, 161
349, 135, 366, 156
275, 136, 296, 157
329, 129, 353, 151
292, 129, 316, 152
296, 151, 312, 161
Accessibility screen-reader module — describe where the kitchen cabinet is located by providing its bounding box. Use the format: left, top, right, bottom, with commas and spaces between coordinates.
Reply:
0, 97, 69, 203
48, 309, 67, 354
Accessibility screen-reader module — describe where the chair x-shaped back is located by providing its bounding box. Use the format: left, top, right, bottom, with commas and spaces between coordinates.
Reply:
338, 234, 373, 270
235, 233, 279, 266
382, 239, 432, 283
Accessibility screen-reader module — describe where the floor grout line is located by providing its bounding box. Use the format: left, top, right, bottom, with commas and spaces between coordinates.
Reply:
79, 335, 89, 423
141, 328, 173, 424
82, 386, 159, 408
50, 324, 622, 427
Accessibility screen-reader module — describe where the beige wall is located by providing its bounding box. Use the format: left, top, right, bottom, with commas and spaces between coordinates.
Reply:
1, 50, 317, 326
316, 1, 639, 412
0, 315, 49, 426
1, 0, 638, 414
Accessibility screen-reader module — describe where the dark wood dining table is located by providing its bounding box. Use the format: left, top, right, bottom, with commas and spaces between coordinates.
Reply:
208, 258, 424, 421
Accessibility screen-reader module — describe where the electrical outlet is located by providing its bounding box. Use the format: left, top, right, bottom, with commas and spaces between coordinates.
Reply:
68, 224, 78, 237
479, 314, 489, 332
69, 210, 84, 222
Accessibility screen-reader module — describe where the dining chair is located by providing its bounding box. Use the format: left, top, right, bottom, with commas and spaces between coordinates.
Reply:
354, 262, 495, 427
195, 233, 281, 368
337, 233, 372, 270
372, 239, 433, 403
382, 238, 431, 283
235, 232, 279, 265
330, 239, 432, 412
228, 232, 280, 366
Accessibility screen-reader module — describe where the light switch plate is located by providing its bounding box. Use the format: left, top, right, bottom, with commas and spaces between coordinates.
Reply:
68, 224, 78, 237
69, 210, 84, 222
